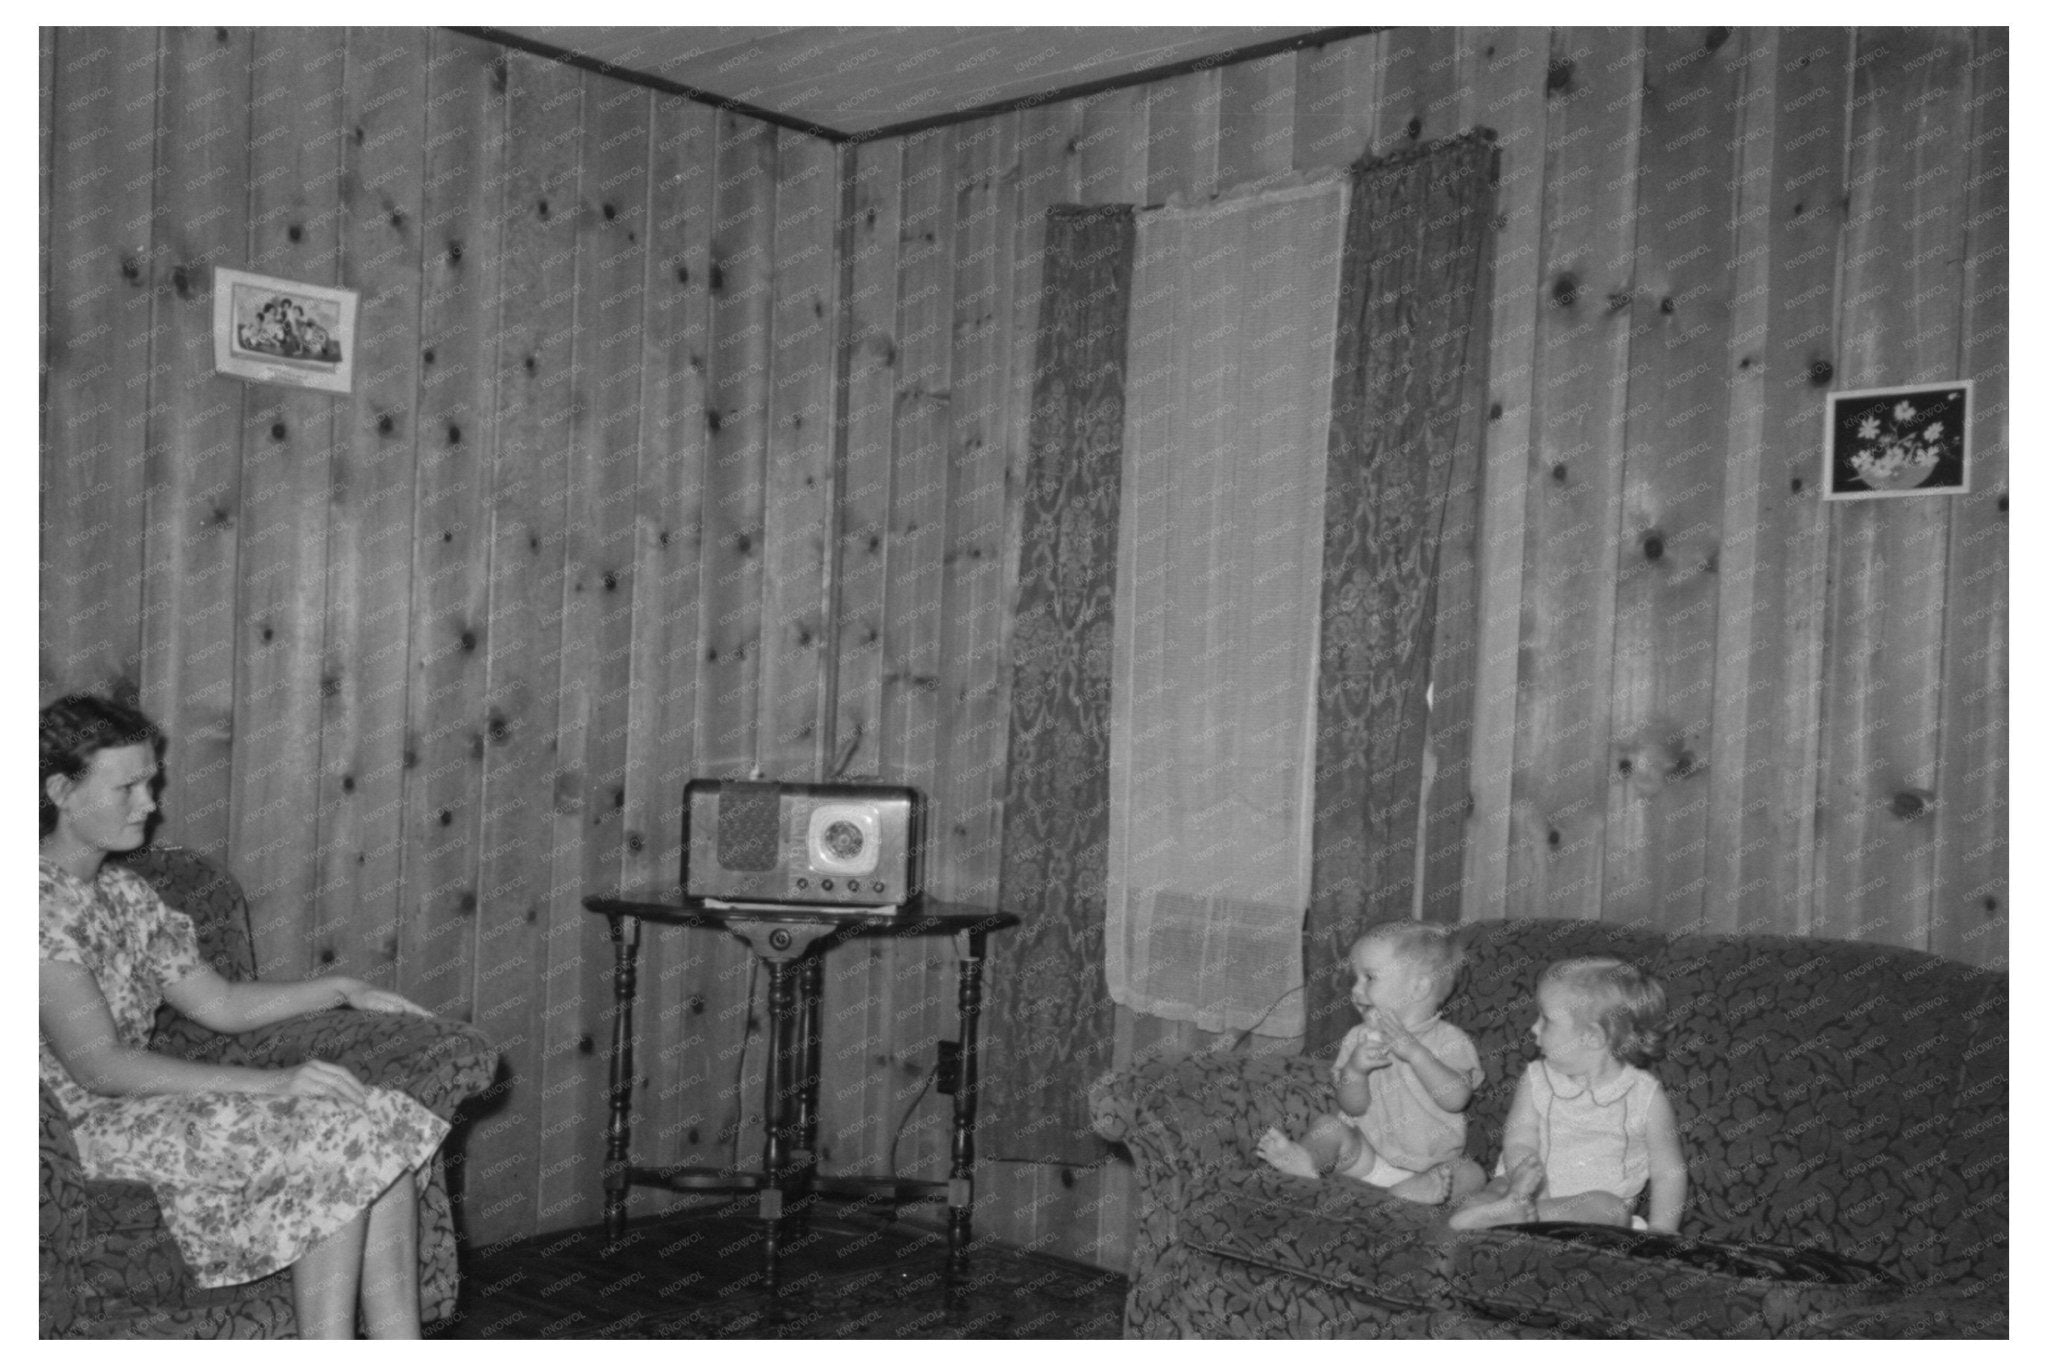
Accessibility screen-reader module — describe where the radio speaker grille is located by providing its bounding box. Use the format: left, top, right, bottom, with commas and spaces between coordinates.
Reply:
715, 782, 782, 871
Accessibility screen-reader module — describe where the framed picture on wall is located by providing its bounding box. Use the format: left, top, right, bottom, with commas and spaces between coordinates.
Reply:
1822, 381, 1971, 500
213, 267, 358, 394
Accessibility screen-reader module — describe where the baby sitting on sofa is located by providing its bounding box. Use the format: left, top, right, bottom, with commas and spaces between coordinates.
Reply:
1257, 921, 1486, 1204
1449, 956, 1687, 1233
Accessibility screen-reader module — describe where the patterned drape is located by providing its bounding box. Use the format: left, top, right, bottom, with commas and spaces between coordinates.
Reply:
982, 205, 1135, 1162
1304, 132, 1499, 1055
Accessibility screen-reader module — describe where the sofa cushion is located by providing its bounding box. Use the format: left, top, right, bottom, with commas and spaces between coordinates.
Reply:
1651, 932, 1997, 1279
1445, 1223, 1899, 1339
1181, 1168, 1457, 1312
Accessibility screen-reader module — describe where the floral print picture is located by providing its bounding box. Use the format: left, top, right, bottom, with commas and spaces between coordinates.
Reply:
1823, 382, 1971, 500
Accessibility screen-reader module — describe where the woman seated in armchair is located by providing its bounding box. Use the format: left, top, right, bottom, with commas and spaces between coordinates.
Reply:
38, 694, 449, 1339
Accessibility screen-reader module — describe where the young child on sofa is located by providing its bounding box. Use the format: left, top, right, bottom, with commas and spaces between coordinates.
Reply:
1257, 921, 1486, 1204
1449, 956, 1687, 1233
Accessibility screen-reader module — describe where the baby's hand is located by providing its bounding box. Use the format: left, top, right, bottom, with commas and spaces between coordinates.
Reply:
1374, 1010, 1421, 1062
1343, 1038, 1393, 1077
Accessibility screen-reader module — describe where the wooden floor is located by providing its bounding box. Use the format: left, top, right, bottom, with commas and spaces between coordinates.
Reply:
427, 1204, 1129, 1339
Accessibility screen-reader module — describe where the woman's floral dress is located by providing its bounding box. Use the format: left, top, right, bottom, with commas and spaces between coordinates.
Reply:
38, 859, 448, 1289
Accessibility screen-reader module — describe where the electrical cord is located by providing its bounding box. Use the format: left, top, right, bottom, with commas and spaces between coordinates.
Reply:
1229, 983, 1306, 1050
885, 1062, 939, 1184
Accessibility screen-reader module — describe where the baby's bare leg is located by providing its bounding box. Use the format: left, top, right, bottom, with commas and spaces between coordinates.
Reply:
1388, 1157, 1487, 1206
1533, 1190, 1632, 1227
1447, 1155, 1545, 1230
1257, 1115, 1364, 1180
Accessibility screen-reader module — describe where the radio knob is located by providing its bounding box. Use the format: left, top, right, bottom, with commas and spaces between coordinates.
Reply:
796, 877, 809, 890
845, 879, 861, 893
873, 881, 885, 895
821, 879, 834, 892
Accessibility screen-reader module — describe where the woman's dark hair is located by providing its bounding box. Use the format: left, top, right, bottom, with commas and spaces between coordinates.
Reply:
40, 694, 163, 834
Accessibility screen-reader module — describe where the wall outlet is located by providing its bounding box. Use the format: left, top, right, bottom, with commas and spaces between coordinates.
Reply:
934, 1040, 962, 1095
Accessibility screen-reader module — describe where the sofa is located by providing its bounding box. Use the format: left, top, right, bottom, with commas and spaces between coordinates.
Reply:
1091, 917, 2006, 1338
38, 844, 501, 1339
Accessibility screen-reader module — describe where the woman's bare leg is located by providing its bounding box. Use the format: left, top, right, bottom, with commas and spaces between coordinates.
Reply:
293, 1208, 369, 1338
359, 1170, 423, 1339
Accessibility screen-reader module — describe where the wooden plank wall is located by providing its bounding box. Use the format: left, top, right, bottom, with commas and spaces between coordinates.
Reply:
40, 26, 2006, 1267
37, 27, 839, 1250
832, 25, 2008, 1264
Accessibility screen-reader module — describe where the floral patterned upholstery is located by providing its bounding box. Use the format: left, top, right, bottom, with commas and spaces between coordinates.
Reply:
1092, 919, 2006, 1339
39, 845, 500, 1339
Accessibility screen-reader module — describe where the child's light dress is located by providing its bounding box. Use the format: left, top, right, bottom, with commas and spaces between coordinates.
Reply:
1334, 1014, 1483, 1181
1513, 1057, 1662, 1202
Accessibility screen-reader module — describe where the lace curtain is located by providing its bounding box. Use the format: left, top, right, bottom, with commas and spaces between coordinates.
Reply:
1105, 178, 1348, 1038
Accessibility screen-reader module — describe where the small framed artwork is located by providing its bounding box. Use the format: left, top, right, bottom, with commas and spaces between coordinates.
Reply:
1822, 381, 1971, 500
213, 267, 358, 394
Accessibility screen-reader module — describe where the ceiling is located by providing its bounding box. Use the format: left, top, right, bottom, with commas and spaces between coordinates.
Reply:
470, 26, 1365, 141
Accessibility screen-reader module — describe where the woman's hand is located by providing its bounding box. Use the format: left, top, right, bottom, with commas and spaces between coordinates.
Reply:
336, 979, 433, 1017
274, 1059, 369, 1105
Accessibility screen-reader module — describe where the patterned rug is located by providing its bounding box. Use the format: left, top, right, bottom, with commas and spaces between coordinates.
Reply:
431, 1207, 1128, 1339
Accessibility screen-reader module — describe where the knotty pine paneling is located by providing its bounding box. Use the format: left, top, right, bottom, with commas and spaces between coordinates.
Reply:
396, 29, 505, 1028
618, 94, 716, 1220
232, 26, 346, 978
463, 45, 582, 1244
829, 25, 2006, 1267
316, 26, 429, 986
40, 27, 2005, 1269
1511, 27, 1642, 925
38, 27, 840, 1251
1604, 28, 1745, 925
823, 136, 905, 1189
42, 28, 156, 709
1454, 27, 1547, 924
1931, 29, 2009, 962
1814, 29, 1973, 950
138, 27, 252, 864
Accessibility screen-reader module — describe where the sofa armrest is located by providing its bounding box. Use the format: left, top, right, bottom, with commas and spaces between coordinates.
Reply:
1093, 1050, 1327, 1175
39, 1083, 88, 1339
154, 1010, 499, 1121
1792, 1288, 2008, 1339
1444, 1223, 2006, 1340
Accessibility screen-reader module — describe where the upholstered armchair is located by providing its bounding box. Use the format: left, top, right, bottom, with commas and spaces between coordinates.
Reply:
38, 844, 500, 1339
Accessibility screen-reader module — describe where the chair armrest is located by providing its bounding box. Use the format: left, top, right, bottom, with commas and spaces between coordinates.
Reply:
39, 1083, 88, 1338
154, 1011, 499, 1121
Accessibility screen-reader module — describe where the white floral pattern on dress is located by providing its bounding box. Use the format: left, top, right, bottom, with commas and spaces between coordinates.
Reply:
39, 859, 448, 1289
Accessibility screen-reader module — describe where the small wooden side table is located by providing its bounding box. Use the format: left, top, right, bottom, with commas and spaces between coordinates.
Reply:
582, 893, 1019, 1301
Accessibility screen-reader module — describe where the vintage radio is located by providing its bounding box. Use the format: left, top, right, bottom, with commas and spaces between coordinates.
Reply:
682, 779, 924, 914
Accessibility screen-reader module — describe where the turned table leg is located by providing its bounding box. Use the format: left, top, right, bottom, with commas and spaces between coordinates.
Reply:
947, 927, 989, 1291
601, 913, 641, 1245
